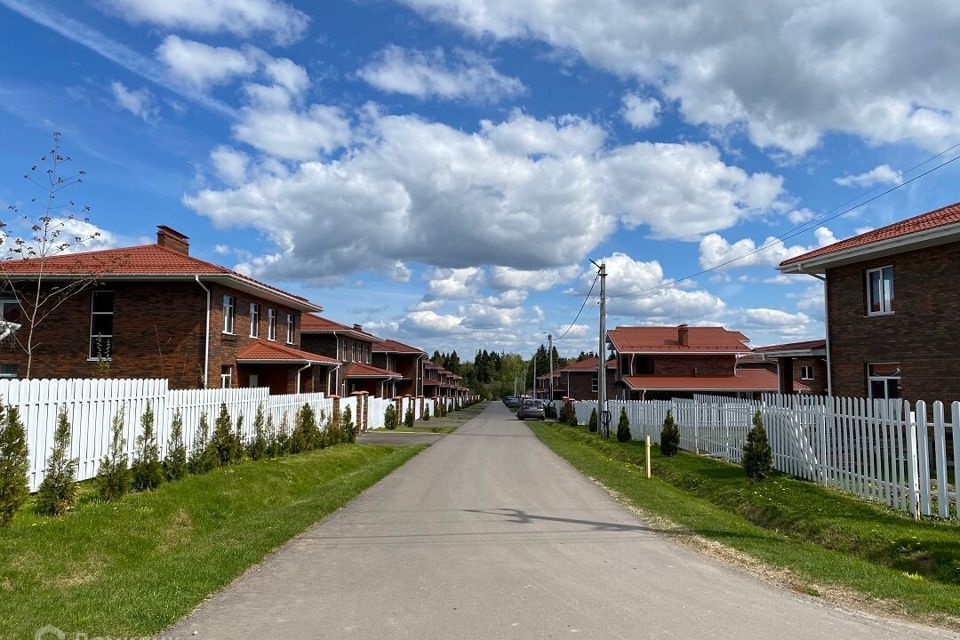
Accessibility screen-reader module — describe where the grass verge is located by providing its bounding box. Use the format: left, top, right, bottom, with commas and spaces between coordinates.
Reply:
529, 421, 960, 626
372, 426, 457, 434
0, 443, 425, 640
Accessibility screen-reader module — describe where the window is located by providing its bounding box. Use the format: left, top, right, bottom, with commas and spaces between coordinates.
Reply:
0, 299, 21, 325
249, 303, 260, 338
222, 295, 235, 333
866, 266, 894, 315
286, 313, 295, 344
221, 365, 233, 388
88, 291, 113, 360
267, 309, 277, 341
591, 373, 599, 393
800, 365, 814, 381
0, 364, 17, 379
867, 363, 901, 401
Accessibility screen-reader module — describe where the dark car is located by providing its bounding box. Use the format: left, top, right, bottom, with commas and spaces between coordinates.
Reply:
517, 399, 546, 420
503, 395, 521, 408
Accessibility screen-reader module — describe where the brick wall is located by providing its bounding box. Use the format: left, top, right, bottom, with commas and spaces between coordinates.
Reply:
793, 356, 828, 395
827, 241, 960, 406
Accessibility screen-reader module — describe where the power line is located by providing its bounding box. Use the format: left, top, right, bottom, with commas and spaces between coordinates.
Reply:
555, 269, 599, 341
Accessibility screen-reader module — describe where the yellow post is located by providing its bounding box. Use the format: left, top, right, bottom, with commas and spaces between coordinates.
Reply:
645, 435, 652, 479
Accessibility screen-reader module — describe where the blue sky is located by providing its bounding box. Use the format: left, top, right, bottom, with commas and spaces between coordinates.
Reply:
1, 0, 958, 359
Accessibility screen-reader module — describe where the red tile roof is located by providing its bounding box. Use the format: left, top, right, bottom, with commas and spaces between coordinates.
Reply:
372, 339, 425, 354
623, 369, 805, 392
781, 201, 960, 267
300, 314, 382, 341
558, 356, 616, 372
753, 340, 827, 353
608, 326, 750, 353
343, 362, 401, 379
0, 243, 320, 310
236, 341, 339, 365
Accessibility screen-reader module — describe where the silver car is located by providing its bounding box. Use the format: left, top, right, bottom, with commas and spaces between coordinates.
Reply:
517, 399, 546, 420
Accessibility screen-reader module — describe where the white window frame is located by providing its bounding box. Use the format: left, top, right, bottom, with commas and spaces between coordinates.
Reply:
800, 365, 814, 381
267, 308, 277, 341
222, 295, 236, 334
221, 365, 233, 388
867, 363, 901, 401
286, 313, 295, 344
866, 265, 894, 316
249, 303, 260, 338
591, 373, 599, 393
88, 290, 114, 361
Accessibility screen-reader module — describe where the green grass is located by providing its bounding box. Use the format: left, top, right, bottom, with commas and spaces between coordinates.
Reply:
529, 421, 960, 625
0, 444, 425, 639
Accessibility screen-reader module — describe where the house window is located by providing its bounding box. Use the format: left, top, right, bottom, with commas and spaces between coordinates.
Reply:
222, 295, 235, 334
867, 363, 901, 401
0, 299, 21, 325
221, 365, 233, 388
866, 266, 894, 315
249, 303, 260, 338
88, 291, 113, 360
286, 313, 295, 344
0, 364, 17, 379
591, 373, 599, 393
267, 309, 277, 341
800, 365, 814, 381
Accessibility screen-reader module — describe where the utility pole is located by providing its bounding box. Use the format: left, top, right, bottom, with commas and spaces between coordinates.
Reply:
548, 333, 554, 404
596, 261, 609, 438
532, 351, 537, 399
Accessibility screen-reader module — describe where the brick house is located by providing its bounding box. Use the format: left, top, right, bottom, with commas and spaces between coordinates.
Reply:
372, 339, 425, 397
421, 360, 467, 398
0, 226, 337, 393
752, 340, 828, 396
545, 356, 617, 400
779, 200, 960, 407
607, 324, 796, 399
299, 315, 400, 397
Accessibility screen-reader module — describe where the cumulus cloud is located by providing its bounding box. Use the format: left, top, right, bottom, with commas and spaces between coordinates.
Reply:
156, 36, 258, 90
402, 309, 465, 334
398, 0, 960, 154
101, 0, 309, 44
109, 81, 157, 123
834, 164, 903, 188
736, 307, 816, 338
210, 146, 250, 186
621, 93, 661, 129
489, 265, 580, 291
359, 45, 525, 102
426, 267, 485, 298
698, 226, 836, 270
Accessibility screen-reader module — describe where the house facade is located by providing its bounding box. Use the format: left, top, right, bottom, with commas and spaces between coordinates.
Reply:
299, 315, 401, 397
779, 201, 960, 407
546, 356, 617, 400
0, 226, 336, 393
372, 339, 425, 397
752, 340, 828, 396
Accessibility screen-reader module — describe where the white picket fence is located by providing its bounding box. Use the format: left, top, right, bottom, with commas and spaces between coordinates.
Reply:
366, 395, 460, 429
8, 378, 357, 492
573, 393, 960, 520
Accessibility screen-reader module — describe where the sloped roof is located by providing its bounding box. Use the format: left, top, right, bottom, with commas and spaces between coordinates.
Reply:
300, 314, 382, 342
608, 326, 750, 353
623, 369, 804, 392
343, 362, 401, 379
0, 243, 320, 311
754, 339, 827, 354
780, 201, 960, 269
558, 356, 617, 372
372, 339, 425, 354
236, 341, 339, 365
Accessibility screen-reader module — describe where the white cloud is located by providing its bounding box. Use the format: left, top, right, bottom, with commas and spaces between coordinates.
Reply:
621, 93, 661, 129
359, 45, 525, 102
399, 0, 960, 154
402, 309, 465, 334
233, 103, 351, 160
698, 226, 836, 270
426, 266, 485, 298
737, 307, 815, 338
210, 146, 250, 186
834, 164, 903, 188
156, 36, 257, 90
109, 81, 157, 123
101, 0, 309, 44
814, 226, 837, 247
389, 262, 412, 282
479, 289, 528, 308
489, 265, 580, 291
787, 208, 816, 224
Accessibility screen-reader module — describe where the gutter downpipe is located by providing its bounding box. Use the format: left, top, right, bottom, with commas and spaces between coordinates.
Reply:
296, 362, 312, 394
194, 276, 211, 388
327, 364, 341, 396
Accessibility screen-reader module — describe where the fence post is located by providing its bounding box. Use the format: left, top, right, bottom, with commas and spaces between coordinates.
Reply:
906, 401, 921, 520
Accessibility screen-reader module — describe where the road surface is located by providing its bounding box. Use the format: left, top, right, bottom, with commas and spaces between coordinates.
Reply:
169, 402, 952, 639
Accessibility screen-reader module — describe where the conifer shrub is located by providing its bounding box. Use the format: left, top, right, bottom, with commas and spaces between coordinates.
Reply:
211, 403, 236, 466
588, 407, 598, 433
188, 412, 216, 474
660, 410, 680, 457
97, 406, 131, 501
616, 407, 632, 443
742, 410, 773, 481
163, 409, 187, 482
341, 405, 355, 443
37, 408, 78, 516
275, 414, 290, 456
422, 404, 430, 421
248, 404, 268, 461
560, 402, 577, 426
404, 405, 414, 429
132, 401, 164, 491
231, 414, 245, 463
544, 403, 557, 419
291, 404, 321, 452
384, 404, 398, 430
0, 405, 28, 526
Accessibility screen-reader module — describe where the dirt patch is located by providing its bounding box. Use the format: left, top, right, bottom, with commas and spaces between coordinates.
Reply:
156, 509, 195, 554
52, 556, 106, 589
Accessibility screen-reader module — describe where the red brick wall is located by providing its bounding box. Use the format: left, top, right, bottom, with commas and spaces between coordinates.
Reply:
827, 241, 960, 406
793, 356, 828, 396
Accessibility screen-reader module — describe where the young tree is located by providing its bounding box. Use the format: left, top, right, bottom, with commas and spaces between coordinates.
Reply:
210, 403, 235, 466
37, 408, 78, 515
188, 412, 215, 474
0, 406, 29, 525
291, 404, 320, 452
163, 409, 187, 481
422, 404, 430, 421
384, 404, 398, 430
340, 405, 355, 444
96, 405, 131, 501
248, 404, 267, 461
275, 414, 290, 456
404, 405, 414, 429
616, 407, 632, 443
231, 414, 245, 463
742, 410, 773, 481
1, 133, 108, 378
132, 401, 163, 491
588, 407, 598, 433
660, 410, 680, 457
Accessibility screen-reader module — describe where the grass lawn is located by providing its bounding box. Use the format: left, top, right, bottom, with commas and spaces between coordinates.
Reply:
0, 443, 425, 640
529, 421, 960, 627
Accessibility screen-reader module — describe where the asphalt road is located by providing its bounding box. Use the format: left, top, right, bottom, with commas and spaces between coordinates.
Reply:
169, 402, 952, 639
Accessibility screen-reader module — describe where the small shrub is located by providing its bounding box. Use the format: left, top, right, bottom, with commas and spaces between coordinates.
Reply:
275, 414, 290, 456
544, 403, 557, 419
188, 412, 216, 474
616, 407, 632, 443
97, 406, 131, 501
211, 403, 235, 466
248, 404, 268, 461
660, 410, 680, 457
588, 408, 598, 433
292, 404, 321, 452
404, 405, 414, 429
37, 408, 78, 516
163, 410, 187, 482
231, 415, 245, 463
0, 405, 28, 526
132, 401, 164, 491
742, 410, 773, 481
341, 405, 355, 443
422, 404, 430, 421
384, 404, 398, 430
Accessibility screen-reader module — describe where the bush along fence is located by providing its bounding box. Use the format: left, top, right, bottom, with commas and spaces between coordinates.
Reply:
569, 392, 960, 520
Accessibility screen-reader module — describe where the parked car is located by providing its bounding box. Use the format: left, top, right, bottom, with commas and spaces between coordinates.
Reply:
503, 395, 521, 408
517, 399, 545, 420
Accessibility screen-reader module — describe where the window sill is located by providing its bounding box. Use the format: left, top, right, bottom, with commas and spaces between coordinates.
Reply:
865, 311, 895, 317
87, 358, 113, 362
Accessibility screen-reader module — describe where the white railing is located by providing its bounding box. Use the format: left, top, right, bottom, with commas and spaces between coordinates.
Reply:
574, 392, 960, 520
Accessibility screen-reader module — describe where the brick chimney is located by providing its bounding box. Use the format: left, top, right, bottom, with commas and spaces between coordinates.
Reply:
677, 323, 689, 346
156, 225, 190, 255
353, 324, 363, 332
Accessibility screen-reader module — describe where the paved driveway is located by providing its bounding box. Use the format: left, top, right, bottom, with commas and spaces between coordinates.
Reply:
169, 402, 952, 639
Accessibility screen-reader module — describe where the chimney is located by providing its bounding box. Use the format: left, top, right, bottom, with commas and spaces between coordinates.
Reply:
353, 324, 363, 332
677, 323, 689, 346
156, 225, 190, 255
